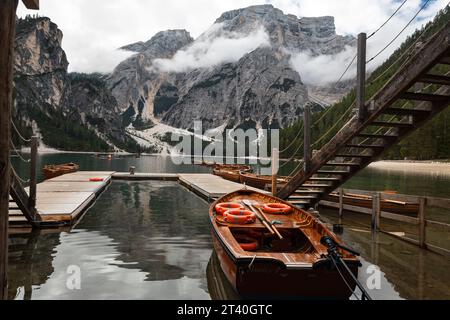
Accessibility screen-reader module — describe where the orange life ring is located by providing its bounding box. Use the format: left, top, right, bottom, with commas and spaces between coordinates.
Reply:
89, 178, 104, 182
234, 234, 259, 251
223, 209, 256, 225
215, 202, 244, 215
262, 203, 292, 215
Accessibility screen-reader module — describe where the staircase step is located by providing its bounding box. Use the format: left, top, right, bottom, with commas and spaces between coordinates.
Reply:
289, 195, 318, 200
301, 184, 331, 188
309, 177, 341, 181
335, 154, 372, 159
326, 162, 361, 167
357, 133, 398, 140
317, 170, 349, 174
438, 56, 450, 65
295, 190, 324, 194
382, 107, 431, 117
371, 121, 413, 129
418, 74, 450, 86
400, 92, 448, 102
346, 144, 384, 150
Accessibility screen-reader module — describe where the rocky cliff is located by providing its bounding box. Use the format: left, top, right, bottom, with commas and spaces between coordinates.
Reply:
109, 4, 356, 131
13, 16, 141, 152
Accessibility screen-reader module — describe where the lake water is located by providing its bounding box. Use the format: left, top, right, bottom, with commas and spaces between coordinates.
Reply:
7, 154, 450, 300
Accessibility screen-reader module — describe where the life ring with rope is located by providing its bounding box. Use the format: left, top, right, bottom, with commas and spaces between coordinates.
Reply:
262, 203, 292, 215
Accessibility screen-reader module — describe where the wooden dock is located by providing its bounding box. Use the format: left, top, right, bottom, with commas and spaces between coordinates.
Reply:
9, 171, 114, 228
178, 174, 268, 202
9, 171, 267, 229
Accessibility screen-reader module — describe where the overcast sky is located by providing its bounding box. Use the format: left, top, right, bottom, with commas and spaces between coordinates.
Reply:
17, 0, 448, 74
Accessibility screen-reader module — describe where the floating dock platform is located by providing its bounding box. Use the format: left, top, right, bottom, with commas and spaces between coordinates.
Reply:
9, 171, 266, 229
9, 171, 114, 229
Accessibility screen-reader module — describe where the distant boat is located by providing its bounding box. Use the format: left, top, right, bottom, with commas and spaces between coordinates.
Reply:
42, 163, 79, 180
209, 189, 360, 298
323, 191, 419, 215
212, 164, 252, 183
239, 172, 289, 190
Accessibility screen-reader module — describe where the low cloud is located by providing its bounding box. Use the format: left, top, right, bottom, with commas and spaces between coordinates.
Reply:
289, 46, 357, 85
151, 23, 270, 73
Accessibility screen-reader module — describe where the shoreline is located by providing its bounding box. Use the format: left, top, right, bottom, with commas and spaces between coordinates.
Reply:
369, 160, 450, 175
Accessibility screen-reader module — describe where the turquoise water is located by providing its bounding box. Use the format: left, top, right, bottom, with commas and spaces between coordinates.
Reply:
7, 154, 450, 300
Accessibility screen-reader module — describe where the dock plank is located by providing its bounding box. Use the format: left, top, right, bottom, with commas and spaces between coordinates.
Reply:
9, 171, 114, 228
179, 174, 268, 201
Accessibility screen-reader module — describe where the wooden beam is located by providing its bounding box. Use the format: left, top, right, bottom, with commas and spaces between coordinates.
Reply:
418, 74, 450, 86
303, 103, 311, 173
357, 33, 367, 120
22, 0, 39, 10
0, 0, 19, 300
382, 107, 431, 117
400, 92, 449, 102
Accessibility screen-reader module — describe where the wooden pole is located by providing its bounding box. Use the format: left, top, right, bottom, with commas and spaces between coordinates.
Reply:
303, 103, 311, 172
371, 192, 380, 231
0, 0, 19, 300
418, 197, 426, 248
28, 136, 38, 208
357, 33, 367, 121
338, 188, 344, 219
271, 148, 278, 196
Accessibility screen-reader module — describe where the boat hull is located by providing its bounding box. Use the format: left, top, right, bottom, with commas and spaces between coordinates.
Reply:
43, 163, 79, 180
209, 189, 360, 299
323, 193, 419, 215
211, 229, 358, 299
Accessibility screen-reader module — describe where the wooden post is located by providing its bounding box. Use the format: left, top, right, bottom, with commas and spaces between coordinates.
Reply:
357, 33, 367, 121
371, 192, 380, 231
418, 197, 426, 248
303, 103, 311, 172
0, 0, 19, 300
28, 136, 38, 208
376, 192, 381, 230
271, 148, 278, 196
338, 188, 344, 219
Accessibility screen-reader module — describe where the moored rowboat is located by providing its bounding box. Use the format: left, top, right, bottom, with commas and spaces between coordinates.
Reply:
209, 189, 360, 298
42, 163, 79, 180
323, 191, 419, 215
239, 172, 289, 190
213, 164, 252, 183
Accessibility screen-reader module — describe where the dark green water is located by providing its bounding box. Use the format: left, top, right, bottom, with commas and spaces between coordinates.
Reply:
7, 154, 450, 300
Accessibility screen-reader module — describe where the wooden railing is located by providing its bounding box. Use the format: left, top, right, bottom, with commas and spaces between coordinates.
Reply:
320, 188, 450, 257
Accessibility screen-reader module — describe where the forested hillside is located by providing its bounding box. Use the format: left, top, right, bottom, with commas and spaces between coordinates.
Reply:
280, 5, 450, 161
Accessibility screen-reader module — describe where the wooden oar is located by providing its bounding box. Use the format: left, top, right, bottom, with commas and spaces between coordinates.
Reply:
241, 200, 275, 236
256, 206, 284, 240
243, 200, 283, 240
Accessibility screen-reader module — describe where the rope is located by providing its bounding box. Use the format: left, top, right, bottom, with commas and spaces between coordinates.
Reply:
330, 254, 361, 300
367, 12, 439, 86
279, 140, 304, 170
367, 0, 410, 39
288, 159, 305, 179
10, 139, 31, 164
312, 100, 356, 148
10, 164, 30, 185
279, 122, 304, 153
11, 119, 31, 143
367, 0, 432, 64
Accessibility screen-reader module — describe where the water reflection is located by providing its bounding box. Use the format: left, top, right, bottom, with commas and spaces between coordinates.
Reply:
7, 173, 450, 300
8, 181, 213, 299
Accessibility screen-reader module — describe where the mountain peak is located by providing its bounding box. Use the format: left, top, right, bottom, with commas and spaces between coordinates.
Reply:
120, 29, 193, 54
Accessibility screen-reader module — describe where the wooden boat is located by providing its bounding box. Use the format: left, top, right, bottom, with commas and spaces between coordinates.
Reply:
42, 163, 79, 180
323, 191, 419, 215
212, 164, 252, 183
210, 189, 360, 299
239, 172, 289, 190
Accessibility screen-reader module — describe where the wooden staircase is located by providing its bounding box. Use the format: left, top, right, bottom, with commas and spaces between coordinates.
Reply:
279, 22, 450, 206
9, 170, 41, 227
